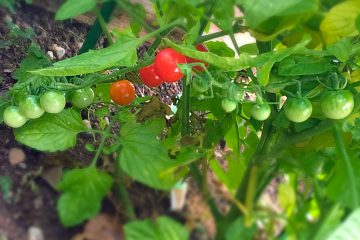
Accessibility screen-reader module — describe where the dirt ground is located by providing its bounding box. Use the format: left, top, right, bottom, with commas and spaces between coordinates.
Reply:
0, 3, 219, 240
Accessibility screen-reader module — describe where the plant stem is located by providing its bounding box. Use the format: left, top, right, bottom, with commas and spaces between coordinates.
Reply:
229, 31, 240, 55
90, 117, 116, 167
95, 8, 114, 45
115, 167, 137, 220
195, 27, 245, 44
333, 122, 359, 207
79, 1, 116, 53
181, 79, 190, 136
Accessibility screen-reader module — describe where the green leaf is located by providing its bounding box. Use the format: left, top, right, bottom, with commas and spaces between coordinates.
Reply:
213, 0, 235, 32
55, 0, 96, 20
313, 204, 344, 240
241, 0, 318, 40
205, 41, 235, 57
239, 43, 259, 55
225, 217, 256, 240
118, 123, 182, 190
31, 36, 142, 76
165, 39, 252, 71
14, 109, 87, 152
320, 0, 360, 43
278, 55, 335, 76
57, 167, 113, 227
326, 208, 360, 240
326, 149, 360, 209
326, 38, 352, 62
0, 0, 15, 13
124, 216, 189, 240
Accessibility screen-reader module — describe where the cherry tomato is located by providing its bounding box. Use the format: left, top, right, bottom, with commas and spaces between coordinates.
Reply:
3, 106, 27, 128
19, 95, 45, 119
71, 87, 95, 109
222, 99, 237, 113
154, 48, 186, 83
284, 97, 312, 123
192, 75, 211, 92
40, 91, 66, 114
109, 80, 135, 106
251, 103, 271, 121
139, 64, 164, 87
186, 44, 209, 72
321, 90, 354, 119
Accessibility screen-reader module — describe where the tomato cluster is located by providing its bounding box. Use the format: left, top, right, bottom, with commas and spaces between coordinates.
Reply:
3, 88, 95, 128
139, 44, 209, 87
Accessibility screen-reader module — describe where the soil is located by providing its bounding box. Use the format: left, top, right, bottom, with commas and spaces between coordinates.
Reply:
0, 3, 213, 240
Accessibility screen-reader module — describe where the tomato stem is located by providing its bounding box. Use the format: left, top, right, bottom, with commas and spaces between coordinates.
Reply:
332, 122, 359, 208
95, 8, 114, 45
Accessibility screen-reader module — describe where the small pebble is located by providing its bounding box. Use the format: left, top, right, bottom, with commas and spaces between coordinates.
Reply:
28, 226, 44, 240
46, 51, 54, 60
8, 147, 25, 166
49, 44, 66, 59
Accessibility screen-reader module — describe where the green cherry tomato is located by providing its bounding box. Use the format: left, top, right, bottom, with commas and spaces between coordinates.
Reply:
222, 99, 237, 113
3, 106, 27, 128
40, 91, 66, 114
19, 95, 45, 119
71, 87, 95, 109
192, 75, 210, 93
284, 97, 312, 123
320, 90, 354, 119
251, 103, 271, 121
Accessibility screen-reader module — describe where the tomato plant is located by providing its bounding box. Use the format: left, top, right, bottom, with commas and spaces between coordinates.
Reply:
19, 95, 45, 119
71, 87, 95, 109
3, 106, 27, 128
154, 48, 186, 83
139, 64, 164, 87
40, 91, 66, 114
321, 90, 354, 119
284, 97, 313, 123
109, 80, 135, 105
185, 44, 209, 72
3, 0, 360, 239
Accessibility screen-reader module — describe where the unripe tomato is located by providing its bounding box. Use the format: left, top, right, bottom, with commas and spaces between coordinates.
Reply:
222, 99, 237, 113
284, 97, 312, 123
185, 44, 209, 72
71, 87, 95, 109
192, 75, 211, 92
320, 90, 354, 119
251, 103, 271, 121
19, 95, 45, 119
40, 91, 66, 114
154, 48, 187, 83
109, 80, 135, 106
139, 64, 164, 87
3, 106, 27, 128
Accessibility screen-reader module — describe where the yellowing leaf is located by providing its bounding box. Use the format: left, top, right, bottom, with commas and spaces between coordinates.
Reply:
320, 0, 360, 43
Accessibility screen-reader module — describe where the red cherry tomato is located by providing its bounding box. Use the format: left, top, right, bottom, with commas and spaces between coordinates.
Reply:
109, 80, 136, 106
139, 64, 164, 87
185, 44, 209, 72
154, 48, 187, 83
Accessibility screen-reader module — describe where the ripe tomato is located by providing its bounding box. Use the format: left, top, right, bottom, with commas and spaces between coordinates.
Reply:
251, 103, 271, 121
186, 44, 209, 72
284, 97, 312, 123
222, 99, 237, 113
154, 48, 186, 83
139, 64, 164, 87
19, 95, 45, 119
71, 87, 95, 109
3, 106, 27, 128
40, 91, 66, 114
320, 90, 354, 119
109, 80, 135, 106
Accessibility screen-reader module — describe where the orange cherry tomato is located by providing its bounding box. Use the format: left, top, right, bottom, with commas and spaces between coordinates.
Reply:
109, 80, 136, 105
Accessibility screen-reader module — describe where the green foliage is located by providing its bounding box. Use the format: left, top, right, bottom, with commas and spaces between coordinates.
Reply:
14, 109, 87, 152
124, 216, 189, 240
57, 167, 113, 226
326, 208, 360, 240
55, 0, 97, 20
0, 176, 12, 203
